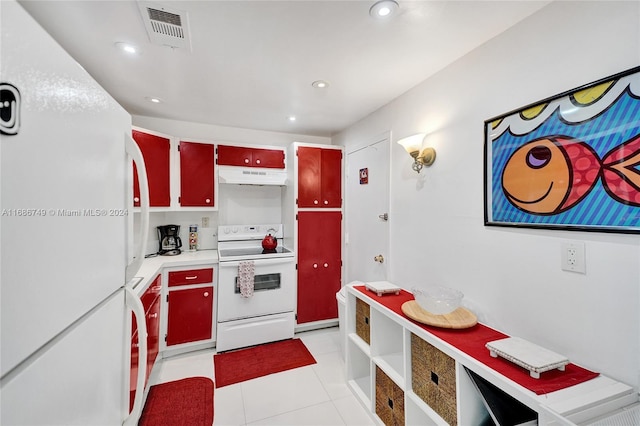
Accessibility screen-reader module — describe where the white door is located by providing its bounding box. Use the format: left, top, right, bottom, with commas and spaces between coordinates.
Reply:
345, 134, 390, 284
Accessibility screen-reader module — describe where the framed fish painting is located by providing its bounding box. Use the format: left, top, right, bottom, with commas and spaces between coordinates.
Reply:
484, 66, 640, 234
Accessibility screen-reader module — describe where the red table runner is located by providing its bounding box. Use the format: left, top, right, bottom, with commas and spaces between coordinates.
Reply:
354, 286, 599, 395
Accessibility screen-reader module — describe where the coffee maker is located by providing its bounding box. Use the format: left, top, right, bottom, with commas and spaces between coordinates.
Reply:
157, 225, 182, 256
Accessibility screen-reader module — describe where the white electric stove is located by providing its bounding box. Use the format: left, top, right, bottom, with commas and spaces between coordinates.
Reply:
216, 224, 296, 352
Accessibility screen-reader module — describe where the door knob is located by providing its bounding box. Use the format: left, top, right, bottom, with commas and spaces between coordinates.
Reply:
378, 213, 388, 221
374, 254, 384, 263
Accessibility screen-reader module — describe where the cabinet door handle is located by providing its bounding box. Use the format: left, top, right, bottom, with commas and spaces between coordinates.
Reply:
314, 200, 319, 205
134, 196, 140, 202
185, 276, 198, 280
244, 158, 250, 164
204, 291, 209, 297
324, 200, 328, 205
324, 263, 328, 268
256, 159, 261, 165
148, 313, 158, 319
205, 198, 211, 204
313, 263, 318, 268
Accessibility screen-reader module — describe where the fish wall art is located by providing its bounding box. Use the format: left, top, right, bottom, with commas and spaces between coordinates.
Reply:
484, 66, 640, 233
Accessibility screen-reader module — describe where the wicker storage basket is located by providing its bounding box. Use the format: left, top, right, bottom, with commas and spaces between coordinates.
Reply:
411, 333, 457, 425
355, 298, 371, 344
375, 366, 405, 426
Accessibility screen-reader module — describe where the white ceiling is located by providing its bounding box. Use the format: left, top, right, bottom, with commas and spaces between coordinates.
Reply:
18, 1, 550, 137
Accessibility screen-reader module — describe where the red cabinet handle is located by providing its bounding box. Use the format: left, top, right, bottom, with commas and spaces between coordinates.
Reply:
244, 158, 250, 164
256, 159, 261, 164
324, 263, 328, 268
313, 263, 318, 268
204, 292, 209, 297
185, 276, 198, 280
314, 200, 319, 205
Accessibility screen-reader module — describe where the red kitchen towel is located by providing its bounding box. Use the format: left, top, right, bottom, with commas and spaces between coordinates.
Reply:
354, 285, 599, 395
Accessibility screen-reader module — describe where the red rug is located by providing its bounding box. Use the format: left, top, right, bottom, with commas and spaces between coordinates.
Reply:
139, 377, 214, 426
214, 338, 317, 388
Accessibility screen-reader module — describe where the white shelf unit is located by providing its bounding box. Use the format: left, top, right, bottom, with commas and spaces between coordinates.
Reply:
345, 286, 638, 426
370, 307, 405, 389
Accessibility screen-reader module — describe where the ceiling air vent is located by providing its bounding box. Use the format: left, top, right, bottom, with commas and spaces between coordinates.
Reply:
137, 2, 192, 51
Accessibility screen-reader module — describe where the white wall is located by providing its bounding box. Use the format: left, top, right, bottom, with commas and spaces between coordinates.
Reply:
333, 1, 640, 389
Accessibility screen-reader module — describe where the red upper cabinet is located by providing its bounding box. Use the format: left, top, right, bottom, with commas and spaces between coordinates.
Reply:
179, 141, 215, 207
297, 146, 342, 208
252, 147, 285, 168
132, 130, 171, 207
218, 145, 285, 169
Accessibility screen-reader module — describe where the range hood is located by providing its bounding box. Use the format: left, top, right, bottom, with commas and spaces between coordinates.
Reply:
218, 165, 288, 186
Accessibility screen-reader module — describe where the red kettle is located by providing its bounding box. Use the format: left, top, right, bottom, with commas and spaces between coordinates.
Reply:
262, 230, 278, 250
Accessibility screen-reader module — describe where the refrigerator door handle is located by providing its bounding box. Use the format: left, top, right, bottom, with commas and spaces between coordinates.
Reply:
123, 286, 148, 426
125, 133, 150, 282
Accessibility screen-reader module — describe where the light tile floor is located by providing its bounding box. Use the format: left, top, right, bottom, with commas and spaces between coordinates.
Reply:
150, 327, 376, 426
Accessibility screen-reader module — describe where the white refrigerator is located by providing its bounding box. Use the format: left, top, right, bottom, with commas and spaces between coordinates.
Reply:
1, 1, 150, 424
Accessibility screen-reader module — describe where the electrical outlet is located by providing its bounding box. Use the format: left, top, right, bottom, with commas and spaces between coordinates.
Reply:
202, 216, 210, 228
561, 242, 586, 274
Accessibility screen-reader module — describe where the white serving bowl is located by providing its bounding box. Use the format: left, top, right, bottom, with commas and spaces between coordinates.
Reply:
412, 286, 463, 315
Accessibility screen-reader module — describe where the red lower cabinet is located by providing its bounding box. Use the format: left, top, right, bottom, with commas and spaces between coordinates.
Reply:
166, 286, 214, 346
297, 211, 342, 323
129, 274, 161, 412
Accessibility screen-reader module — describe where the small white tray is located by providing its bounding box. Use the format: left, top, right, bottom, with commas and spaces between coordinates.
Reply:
486, 337, 569, 379
365, 281, 401, 297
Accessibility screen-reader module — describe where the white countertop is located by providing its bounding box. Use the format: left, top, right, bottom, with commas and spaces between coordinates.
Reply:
130, 250, 219, 295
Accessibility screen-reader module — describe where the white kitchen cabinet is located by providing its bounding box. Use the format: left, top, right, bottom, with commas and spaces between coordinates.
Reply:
345, 285, 638, 426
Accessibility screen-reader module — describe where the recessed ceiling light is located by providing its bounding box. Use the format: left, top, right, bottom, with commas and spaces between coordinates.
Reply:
145, 96, 163, 104
311, 80, 330, 89
114, 42, 138, 55
288, 115, 297, 122
369, 0, 398, 18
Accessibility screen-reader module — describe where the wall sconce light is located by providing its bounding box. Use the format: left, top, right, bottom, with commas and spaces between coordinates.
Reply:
397, 133, 436, 173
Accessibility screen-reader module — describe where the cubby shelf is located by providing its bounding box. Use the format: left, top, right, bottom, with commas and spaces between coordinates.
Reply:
345, 284, 638, 426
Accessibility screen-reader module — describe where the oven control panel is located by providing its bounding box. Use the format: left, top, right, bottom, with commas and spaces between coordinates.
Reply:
218, 224, 284, 241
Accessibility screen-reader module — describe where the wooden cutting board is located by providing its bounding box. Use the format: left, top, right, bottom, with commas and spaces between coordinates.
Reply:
401, 301, 477, 329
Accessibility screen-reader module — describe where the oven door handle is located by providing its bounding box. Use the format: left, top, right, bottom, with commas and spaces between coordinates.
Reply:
220, 258, 294, 267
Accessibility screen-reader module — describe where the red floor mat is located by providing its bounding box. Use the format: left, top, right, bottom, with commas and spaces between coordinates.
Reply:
214, 338, 317, 388
139, 377, 214, 426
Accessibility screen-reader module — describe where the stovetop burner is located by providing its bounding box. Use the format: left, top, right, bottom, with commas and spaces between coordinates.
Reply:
217, 223, 294, 261
218, 246, 293, 258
